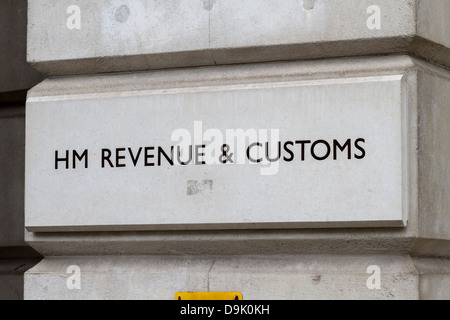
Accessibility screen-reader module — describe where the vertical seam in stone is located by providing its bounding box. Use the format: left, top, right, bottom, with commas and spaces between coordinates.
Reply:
207, 259, 216, 292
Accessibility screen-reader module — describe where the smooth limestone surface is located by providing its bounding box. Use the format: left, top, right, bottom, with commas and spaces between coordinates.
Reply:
25, 64, 410, 232
25, 254, 420, 300
27, 0, 417, 74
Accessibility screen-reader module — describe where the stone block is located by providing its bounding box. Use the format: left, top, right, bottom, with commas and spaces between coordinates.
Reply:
25, 56, 415, 232
27, 0, 418, 75
24, 254, 419, 300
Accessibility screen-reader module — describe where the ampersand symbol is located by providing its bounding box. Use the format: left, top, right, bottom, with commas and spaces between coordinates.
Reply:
220, 144, 234, 164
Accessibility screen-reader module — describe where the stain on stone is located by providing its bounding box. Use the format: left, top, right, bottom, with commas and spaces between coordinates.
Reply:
302, 0, 315, 10
115, 5, 130, 23
312, 275, 321, 285
187, 180, 213, 195
203, 0, 216, 11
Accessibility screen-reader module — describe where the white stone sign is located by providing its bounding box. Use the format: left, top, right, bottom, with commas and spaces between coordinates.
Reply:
25, 75, 408, 231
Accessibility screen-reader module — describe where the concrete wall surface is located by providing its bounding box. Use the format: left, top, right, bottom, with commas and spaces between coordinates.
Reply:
24, 255, 421, 300
417, 60, 450, 243
416, 0, 450, 49
27, 0, 449, 75
23, 254, 450, 300
21, 0, 450, 301
414, 257, 450, 300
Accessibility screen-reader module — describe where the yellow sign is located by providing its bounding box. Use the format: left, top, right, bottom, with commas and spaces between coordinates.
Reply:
176, 292, 243, 300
